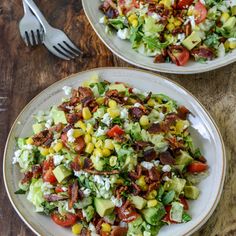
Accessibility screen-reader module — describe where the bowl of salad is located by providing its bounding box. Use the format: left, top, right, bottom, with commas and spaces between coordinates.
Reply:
4, 68, 225, 236
82, 0, 236, 73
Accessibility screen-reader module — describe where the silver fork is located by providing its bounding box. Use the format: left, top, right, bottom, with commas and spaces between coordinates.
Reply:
25, 0, 83, 60
19, 0, 44, 46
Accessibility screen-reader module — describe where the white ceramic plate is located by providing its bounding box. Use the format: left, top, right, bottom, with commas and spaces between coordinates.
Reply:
82, 0, 236, 74
4, 68, 226, 236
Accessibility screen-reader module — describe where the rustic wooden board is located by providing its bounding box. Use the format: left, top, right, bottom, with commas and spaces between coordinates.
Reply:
0, 0, 235, 235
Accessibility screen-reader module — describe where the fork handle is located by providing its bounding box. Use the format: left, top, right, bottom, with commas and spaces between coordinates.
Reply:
24, 0, 50, 32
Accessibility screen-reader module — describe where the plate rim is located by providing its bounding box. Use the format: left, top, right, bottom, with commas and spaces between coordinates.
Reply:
82, 0, 236, 74
3, 67, 226, 236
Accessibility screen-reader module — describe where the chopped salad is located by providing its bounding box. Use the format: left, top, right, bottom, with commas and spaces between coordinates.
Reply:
99, 0, 236, 66
13, 75, 209, 236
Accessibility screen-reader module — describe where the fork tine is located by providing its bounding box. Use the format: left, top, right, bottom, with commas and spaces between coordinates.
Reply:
53, 46, 75, 59
25, 31, 31, 46
31, 30, 37, 45
48, 46, 72, 60
58, 43, 79, 57
63, 40, 83, 55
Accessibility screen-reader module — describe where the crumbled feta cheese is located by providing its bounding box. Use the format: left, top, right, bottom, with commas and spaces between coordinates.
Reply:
120, 108, 129, 119
45, 118, 53, 129
74, 170, 89, 177
41, 182, 54, 195
176, 33, 186, 45
93, 175, 104, 185
104, 178, 111, 191
111, 196, 123, 207
12, 150, 22, 164
134, 103, 142, 107
99, 15, 107, 24
61, 187, 68, 192
162, 165, 171, 172
163, 176, 170, 181
188, 16, 195, 30
95, 126, 107, 137
23, 144, 34, 150
152, 160, 160, 166
132, 88, 142, 94
62, 86, 72, 96
67, 129, 75, 143
226, 0, 236, 7
150, 13, 161, 21
101, 113, 112, 126
141, 161, 154, 170
117, 28, 130, 40
83, 188, 91, 197
53, 155, 64, 166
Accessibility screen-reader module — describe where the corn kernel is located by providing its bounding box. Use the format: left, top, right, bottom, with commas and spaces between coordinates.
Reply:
96, 97, 105, 105
220, 12, 230, 23
147, 199, 158, 208
104, 139, 114, 150
84, 134, 92, 144
26, 137, 34, 145
95, 140, 103, 148
107, 108, 120, 118
49, 147, 55, 154
72, 223, 83, 235
166, 23, 175, 32
75, 121, 86, 131
73, 129, 83, 138
131, 19, 138, 27
92, 137, 97, 144
94, 148, 103, 157
128, 14, 137, 23
109, 156, 117, 166
86, 123, 94, 134
147, 99, 155, 107
40, 147, 49, 156
82, 107, 92, 120
174, 19, 182, 27
102, 148, 111, 157
108, 99, 117, 108
53, 142, 63, 152
146, 190, 157, 200
136, 175, 148, 191
101, 223, 111, 232
85, 143, 94, 154
139, 115, 149, 127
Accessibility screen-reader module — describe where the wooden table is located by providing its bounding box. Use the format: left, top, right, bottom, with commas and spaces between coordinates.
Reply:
0, 0, 235, 235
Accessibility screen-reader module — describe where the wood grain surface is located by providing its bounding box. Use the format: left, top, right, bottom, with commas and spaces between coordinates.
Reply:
0, 0, 235, 235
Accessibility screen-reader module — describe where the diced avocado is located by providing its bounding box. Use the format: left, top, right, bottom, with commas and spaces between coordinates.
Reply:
128, 216, 143, 235
82, 205, 95, 222
142, 203, 166, 226
232, 6, 236, 16
130, 195, 147, 210
91, 156, 104, 171
223, 17, 236, 31
32, 123, 44, 134
94, 198, 115, 217
50, 106, 67, 125
175, 150, 193, 171
108, 83, 126, 92
170, 202, 184, 223
182, 31, 201, 50
164, 177, 186, 195
52, 165, 72, 183
184, 186, 200, 200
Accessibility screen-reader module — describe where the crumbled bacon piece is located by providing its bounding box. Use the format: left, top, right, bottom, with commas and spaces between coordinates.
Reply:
21, 171, 33, 184
143, 148, 157, 162
133, 141, 153, 151
78, 87, 94, 101
131, 182, 142, 196
44, 194, 68, 202
177, 106, 190, 120
166, 137, 184, 150
147, 123, 162, 134
159, 151, 175, 165
129, 165, 142, 180
111, 227, 128, 236
148, 167, 161, 181
129, 107, 145, 121
116, 186, 128, 199
83, 157, 93, 170
148, 182, 159, 192
69, 180, 79, 209
74, 136, 86, 154
106, 89, 124, 104
32, 130, 53, 147
66, 113, 81, 124
32, 165, 42, 179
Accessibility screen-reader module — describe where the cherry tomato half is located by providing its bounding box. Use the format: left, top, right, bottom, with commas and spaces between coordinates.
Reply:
51, 212, 77, 227
194, 2, 207, 24
43, 160, 57, 184
168, 46, 190, 66
178, 0, 194, 9
179, 196, 189, 211
117, 201, 140, 223
187, 161, 208, 173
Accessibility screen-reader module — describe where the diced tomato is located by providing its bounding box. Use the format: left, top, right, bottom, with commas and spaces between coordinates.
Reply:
194, 2, 207, 24
107, 125, 125, 138
162, 205, 178, 224
179, 196, 189, 210
168, 46, 190, 66
177, 0, 194, 9
51, 212, 77, 227
55, 186, 64, 193
43, 160, 57, 184
187, 162, 208, 173
117, 201, 140, 223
